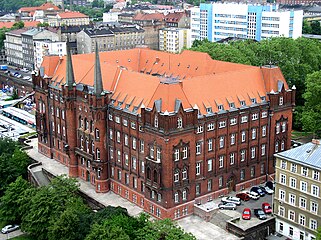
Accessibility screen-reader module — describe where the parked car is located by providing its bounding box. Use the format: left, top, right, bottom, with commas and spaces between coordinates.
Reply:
236, 192, 250, 201
259, 185, 274, 195
243, 191, 260, 200
21, 68, 29, 73
23, 76, 31, 80
221, 196, 241, 205
265, 181, 275, 191
254, 209, 267, 220
218, 202, 237, 210
242, 208, 251, 220
262, 202, 272, 214
1, 224, 19, 234
16, 74, 22, 78
250, 186, 265, 197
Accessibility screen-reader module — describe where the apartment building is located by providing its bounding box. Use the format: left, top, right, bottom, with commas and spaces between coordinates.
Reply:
34, 47, 295, 219
274, 139, 321, 240
190, 6, 200, 45
4, 28, 27, 68
47, 11, 90, 27
191, 2, 303, 42
159, 27, 191, 53
77, 25, 145, 54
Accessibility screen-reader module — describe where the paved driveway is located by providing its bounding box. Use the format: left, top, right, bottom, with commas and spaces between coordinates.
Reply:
0, 230, 24, 240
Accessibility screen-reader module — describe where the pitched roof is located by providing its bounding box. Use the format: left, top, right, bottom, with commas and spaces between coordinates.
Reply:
133, 13, 164, 21
57, 11, 89, 19
6, 28, 28, 36
18, 2, 59, 12
0, 21, 40, 29
42, 48, 290, 114
165, 12, 185, 23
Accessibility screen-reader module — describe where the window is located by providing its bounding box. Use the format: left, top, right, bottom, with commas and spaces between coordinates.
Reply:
124, 134, 129, 146
311, 201, 318, 214
154, 116, 158, 128
311, 185, 319, 197
251, 147, 256, 159
132, 157, 137, 170
182, 189, 187, 200
219, 121, 226, 128
252, 128, 256, 140
261, 111, 267, 118
207, 122, 215, 131
300, 181, 307, 192
302, 167, 308, 177
116, 131, 121, 143
174, 170, 179, 182
299, 215, 306, 226
282, 122, 286, 132
252, 113, 258, 120
289, 227, 293, 237
240, 150, 245, 162
279, 96, 283, 106
262, 125, 267, 137
208, 139, 213, 151
313, 170, 320, 180
125, 173, 129, 185
109, 129, 113, 139
182, 168, 187, 180
196, 142, 201, 155
61, 110, 65, 119
230, 153, 235, 165
141, 161, 145, 173
219, 156, 224, 168
300, 197, 306, 209
251, 98, 256, 104
276, 123, 280, 134
219, 176, 223, 187
118, 170, 122, 180
240, 169, 245, 180
177, 117, 182, 128
250, 166, 255, 177
124, 153, 129, 166
230, 134, 235, 145
196, 184, 200, 195
241, 131, 246, 142
281, 160, 287, 169
196, 162, 201, 175
279, 206, 285, 217
218, 105, 224, 111
123, 119, 128, 127
149, 145, 154, 159
241, 116, 248, 123
117, 150, 121, 162
174, 192, 179, 203
109, 114, 113, 121
140, 140, 144, 153
281, 140, 285, 151
207, 179, 212, 191
310, 219, 318, 230
131, 122, 136, 129
132, 137, 137, 150
291, 163, 297, 173
230, 118, 237, 125
279, 222, 283, 232
197, 125, 203, 133
174, 149, 180, 161
279, 189, 285, 201
183, 146, 188, 159
156, 148, 161, 162
229, 102, 235, 108
275, 142, 279, 152
240, 100, 246, 106
288, 210, 295, 221
207, 159, 213, 171
280, 174, 286, 184
289, 194, 296, 205
219, 136, 224, 148
115, 116, 120, 123
290, 177, 296, 188
260, 164, 264, 174
261, 144, 266, 156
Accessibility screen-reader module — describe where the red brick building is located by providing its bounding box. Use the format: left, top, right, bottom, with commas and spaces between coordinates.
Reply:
33, 46, 295, 219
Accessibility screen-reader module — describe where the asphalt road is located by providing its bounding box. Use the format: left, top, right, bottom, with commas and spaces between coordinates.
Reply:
235, 193, 273, 214
0, 230, 24, 240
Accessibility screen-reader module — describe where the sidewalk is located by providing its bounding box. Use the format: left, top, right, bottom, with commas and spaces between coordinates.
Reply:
26, 139, 240, 240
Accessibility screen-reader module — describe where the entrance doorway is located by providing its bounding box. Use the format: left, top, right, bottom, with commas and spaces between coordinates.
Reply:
227, 175, 236, 193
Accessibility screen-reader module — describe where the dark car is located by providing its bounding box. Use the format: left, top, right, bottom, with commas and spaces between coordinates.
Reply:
250, 186, 265, 197
265, 181, 275, 191
259, 185, 273, 195
236, 192, 251, 201
218, 202, 237, 210
254, 209, 267, 220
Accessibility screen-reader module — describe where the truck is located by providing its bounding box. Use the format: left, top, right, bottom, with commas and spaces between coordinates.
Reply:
0, 65, 8, 71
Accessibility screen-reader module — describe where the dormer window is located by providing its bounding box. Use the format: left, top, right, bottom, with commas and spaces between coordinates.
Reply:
261, 96, 266, 102
229, 103, 235, 108
206, 107, 212, 114
218, 105, 224, 111
240, 100, 246, 106
177, 117, 183, 129
251, 98, 257, 104
279, 96, 284, 106
154, 116, 158, 128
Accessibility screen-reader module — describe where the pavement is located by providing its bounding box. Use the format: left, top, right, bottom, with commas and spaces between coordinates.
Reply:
0, 230, 24, 240
26, 138, 240, 240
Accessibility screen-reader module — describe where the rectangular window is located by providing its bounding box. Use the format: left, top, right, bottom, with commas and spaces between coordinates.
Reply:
230, 134, 235, 145
252, 128, 256, 140
290, 177, 296, 188
311, 201, 318, 214
207, 159, 213, 171
280, 174, 286, 184
219, 136, 224, 148
311, 185, 319, 197
132, 157, 137, 170
240, 169, 245, 180
299, 197, 306, 209
289, 193, 296, 205
241, 115, 248, 123
140, 140, 144, 153
291, 163, 297, 173
131, 122, 136, 129
279, 206, 285, 217
279, 189, 285, 201
230, 118, 237, 125
251, 147, 256, 159
310, 219, 318, 230
219, 121, 226, 128
288, 210, 295, 221
230, 153, 235, 165
313, 170, 320, 180
261, 111, 267, 118
299, 215, 306, 226
219, 176, 223, 187
196, 142, 201, 155
281, 160, 287, 169
174, 149, 179, 161
196, 184, 201, 195
208, 139, 213, 151
219, 156, 224, 168
207, 179, 212, 191
241, 131, 246, 142
261, 144, 266, 156
300, 181, 307, 192
196, 162, 201, 175
132, 137, 137, 150
183, 146, 188, 159
207, 122, 215, 131
252, 113, 258, 120
240, 150, 245, 162
197, 125, 203, 133
116, 131, 121, 143
156, 148, 161, 162
302, 166, 308, 177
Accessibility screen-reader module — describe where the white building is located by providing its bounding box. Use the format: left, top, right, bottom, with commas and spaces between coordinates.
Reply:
103, 12, 120, 23
33, 40, 67, 70
159, 27, 191, 53
190, 6, 200, 45
191, 3, 303, 42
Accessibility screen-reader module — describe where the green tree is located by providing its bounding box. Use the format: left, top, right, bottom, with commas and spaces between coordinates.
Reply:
302, 71, 321, 136
85, 222, 130, 240
311, 21, 321, 35
0, 176, 35, 224
302, 20, 312, 34
316, 227, 321, 240
37, 22, 50, 27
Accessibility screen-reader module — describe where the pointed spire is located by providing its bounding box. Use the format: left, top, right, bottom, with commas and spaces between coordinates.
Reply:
94, 41, 103, 97
65, 40, 75, 90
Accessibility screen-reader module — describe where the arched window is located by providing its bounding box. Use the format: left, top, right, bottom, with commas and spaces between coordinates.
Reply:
182, 189, 187, 200
91, 141, 95, 154
174, 192, 179, 203
281, 140, 285, 151
85, 138, 89, 153
275, 141, 279, 152
95, 128, 100, 139
154, 115, 158, 128
174, 169, 179, 182
177, 117, 182, 129
80, 136, 84, 149
96, 148, 101, 160
153, 170, 158, 183
147, 167, 151, 180
84, 118, 89, 130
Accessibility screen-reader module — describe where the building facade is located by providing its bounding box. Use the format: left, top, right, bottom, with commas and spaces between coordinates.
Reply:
159, 28, 191, 53
34, 48, 295, 220
274, 139, 321, 240
192, 3, 303, 42
190, 6, 200, 46
4, 29, 26, 68
47, 12, 90, 27
77, 26, 145, 54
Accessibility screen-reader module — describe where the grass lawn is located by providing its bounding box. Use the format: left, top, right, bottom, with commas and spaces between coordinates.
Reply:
11, 235, 33, 240
292, 130, 314, 141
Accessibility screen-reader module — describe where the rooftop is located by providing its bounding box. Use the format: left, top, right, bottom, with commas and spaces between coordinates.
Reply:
41, 48, 290, 115
57, 11, 89, 19
275, 139, 321, 170
0, 21, 40, 29
18, 2, 60, 13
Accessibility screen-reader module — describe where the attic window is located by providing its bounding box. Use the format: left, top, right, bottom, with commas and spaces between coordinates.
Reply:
146, 60, 148, 63
261, 96, 266, 102
187, 65, 190, 69
229, 103, 235, 108
178, 63, 180, 66
218, 105, 224, 111
111, 100, 115, 104
206, 107, 212, 113
128, 59, 131, 62
125, 104, 130, 109
118, 102, 122, 107
240, 100, 246, 106
133, 107, 138, 112
195, 67, 198, 70
116, 60, 119, 63
251, 98, 257, 104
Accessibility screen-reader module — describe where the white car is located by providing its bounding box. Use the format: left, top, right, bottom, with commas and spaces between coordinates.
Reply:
221, 196, 241, 205
1, 224, 19, 234
263, 186, 274, 194
243, 191, 260, 200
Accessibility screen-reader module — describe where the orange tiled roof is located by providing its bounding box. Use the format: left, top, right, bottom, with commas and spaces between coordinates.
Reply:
133, 13, 165, 21
0, 21, 40, 29
57, 11, 89, 19
18, 2, 59, 12
42, 48, 289, 114
165, 12, 184, 23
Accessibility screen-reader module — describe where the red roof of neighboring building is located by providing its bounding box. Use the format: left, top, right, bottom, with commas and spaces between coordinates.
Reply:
0, 21, 40, 29
133, 13, 165, 21
18, 2, 60, 13
57, 11, 89, 19
42, 48, 289, 114
165, 12, 185, 23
